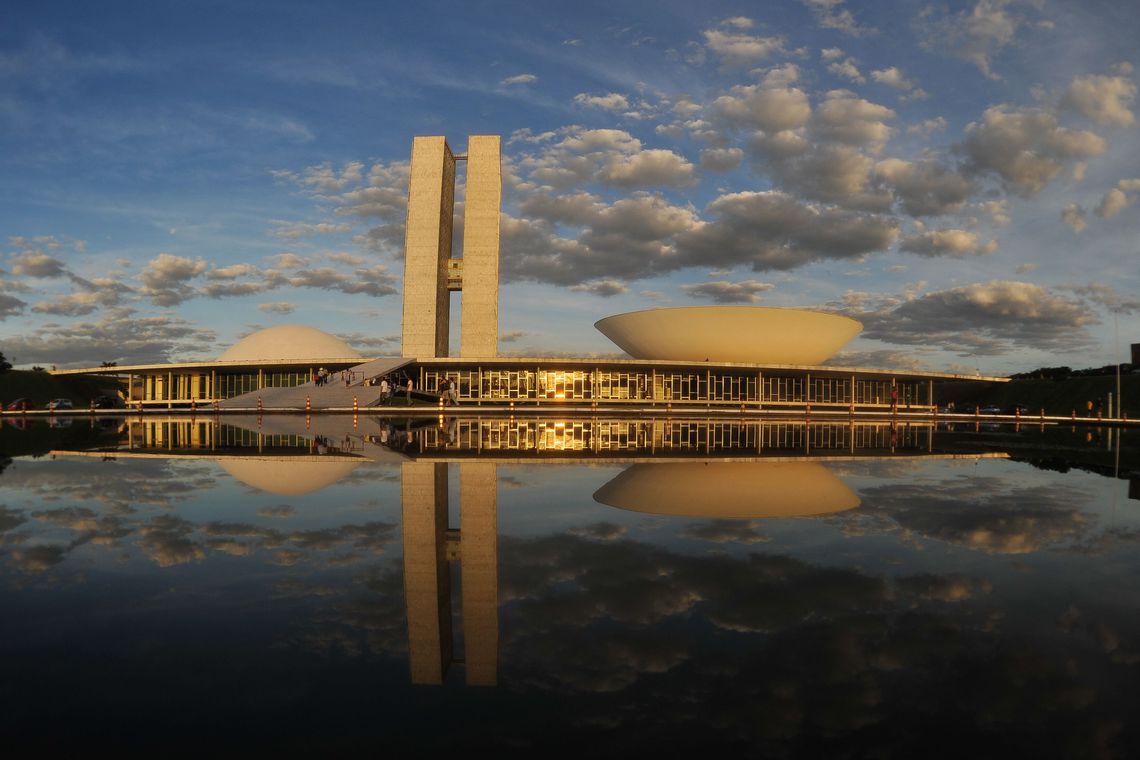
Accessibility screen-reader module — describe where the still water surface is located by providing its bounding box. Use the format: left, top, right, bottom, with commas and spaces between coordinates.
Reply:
0, 417, 1137, 756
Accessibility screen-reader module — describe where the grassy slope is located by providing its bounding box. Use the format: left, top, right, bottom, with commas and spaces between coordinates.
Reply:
935, 374, 1140, 417
0, 370, 122, 408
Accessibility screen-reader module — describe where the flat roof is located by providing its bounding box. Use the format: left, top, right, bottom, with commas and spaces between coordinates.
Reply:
53, 355, 1009, 383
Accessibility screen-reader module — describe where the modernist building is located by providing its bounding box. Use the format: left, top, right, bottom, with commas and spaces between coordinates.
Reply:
52, 134, 1003, 411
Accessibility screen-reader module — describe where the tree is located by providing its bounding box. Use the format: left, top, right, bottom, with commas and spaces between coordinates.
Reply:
101, 361, 118, 367
0, 351, 10, 374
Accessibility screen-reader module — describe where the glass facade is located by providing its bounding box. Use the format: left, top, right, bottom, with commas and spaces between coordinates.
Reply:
420, 365, 931, 411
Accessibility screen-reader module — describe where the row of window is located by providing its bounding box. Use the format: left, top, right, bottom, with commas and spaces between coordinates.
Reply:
421, 368, 928, 406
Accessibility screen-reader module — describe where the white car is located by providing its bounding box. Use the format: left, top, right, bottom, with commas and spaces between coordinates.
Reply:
46, 398, 73, 410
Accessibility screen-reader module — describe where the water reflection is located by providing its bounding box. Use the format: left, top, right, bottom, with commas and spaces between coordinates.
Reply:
1, 417, 1138, 752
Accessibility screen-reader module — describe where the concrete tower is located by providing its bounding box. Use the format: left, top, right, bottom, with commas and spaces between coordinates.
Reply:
401, 135, 501, 358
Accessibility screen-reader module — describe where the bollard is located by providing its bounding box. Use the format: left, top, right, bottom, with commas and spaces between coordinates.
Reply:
191, 399, 196, 414
305, 415, 310, 430
353, 396, 358, 413
353, 415, 357, 431
1015, 407, 1020, 420
306, 396, 311, 413
1040, 408, 1045, 421
214, 399, 220, 414
90, 400, 95, 414
1072, 410, 1076, 421
257, 397, 263, 414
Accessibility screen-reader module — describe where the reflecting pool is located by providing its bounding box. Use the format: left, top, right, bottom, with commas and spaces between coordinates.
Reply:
1, 416, 1137, 755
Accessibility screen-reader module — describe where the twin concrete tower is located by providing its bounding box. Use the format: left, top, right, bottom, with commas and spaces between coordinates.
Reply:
401, 135, 501, 359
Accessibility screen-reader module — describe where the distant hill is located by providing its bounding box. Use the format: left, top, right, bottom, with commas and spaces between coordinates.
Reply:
936, 373, 1139, 418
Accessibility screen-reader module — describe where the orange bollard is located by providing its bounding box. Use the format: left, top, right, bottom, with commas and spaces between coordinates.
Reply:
353, 396, 358, 413
306, 396, 311, 413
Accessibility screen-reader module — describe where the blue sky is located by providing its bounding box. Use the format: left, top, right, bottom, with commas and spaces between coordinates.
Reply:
2, 0, 1138, 373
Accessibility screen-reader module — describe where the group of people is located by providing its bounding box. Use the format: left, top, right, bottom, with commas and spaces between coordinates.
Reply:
366, 374, 415, 405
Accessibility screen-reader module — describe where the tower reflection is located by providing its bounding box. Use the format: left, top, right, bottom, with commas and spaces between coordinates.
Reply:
402, 461, 499, 686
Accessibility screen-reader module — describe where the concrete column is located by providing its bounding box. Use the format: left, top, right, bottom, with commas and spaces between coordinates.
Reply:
402, 136, 456, 358
460, 135, 501, 358
402, 461, 452, 684
460, 462, 498, 686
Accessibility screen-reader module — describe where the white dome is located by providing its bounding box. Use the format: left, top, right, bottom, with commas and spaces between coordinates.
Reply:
217, 325, 363, 363
595, 306, 862, 365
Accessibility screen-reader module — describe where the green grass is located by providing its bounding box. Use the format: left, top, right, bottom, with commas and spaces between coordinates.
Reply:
936, 374, 1140, 417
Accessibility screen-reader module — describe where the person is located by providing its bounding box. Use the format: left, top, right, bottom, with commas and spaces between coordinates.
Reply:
447, 378, 458, 406
379, 377, 389, 405
438, 377, 450, 406
405, 376, 414, 405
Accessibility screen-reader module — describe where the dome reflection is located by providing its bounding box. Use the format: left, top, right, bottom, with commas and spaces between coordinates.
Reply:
593, 461, 860, 518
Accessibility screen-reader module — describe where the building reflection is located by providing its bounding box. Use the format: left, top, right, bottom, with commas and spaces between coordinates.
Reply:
402, 461, 499, 686
47, 415, 1016, 687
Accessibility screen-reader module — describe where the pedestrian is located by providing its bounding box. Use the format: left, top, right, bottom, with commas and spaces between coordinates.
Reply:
406, 376, 414, 405
447, 378, 458, 406
438, 377, 450, 406
379, 377, 389, 405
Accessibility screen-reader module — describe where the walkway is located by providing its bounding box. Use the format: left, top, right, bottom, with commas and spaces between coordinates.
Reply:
219, 357, 415, 410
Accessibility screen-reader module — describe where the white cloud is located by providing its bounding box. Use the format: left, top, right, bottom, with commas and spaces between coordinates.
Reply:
702, 28, 787, 67
962, 105, 1106, 197
699, 147, 744, 172
680, 279, 774, 303
1059, 71, 1136, 127
569, 280, 630, 297
257, 302, 297, 314
1061, 203, 1087, 232
574, 92, 630, 111
501, 73, 537, 86
899, 229, 990, 257
801, 0, 875, 37
827, 58, 865, 84
917, 0, 1039, 79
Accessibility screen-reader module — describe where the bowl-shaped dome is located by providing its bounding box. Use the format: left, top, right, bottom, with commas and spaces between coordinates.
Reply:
219, 458, 361, 495
217, 325, 363, 363
595, 306, 861, 365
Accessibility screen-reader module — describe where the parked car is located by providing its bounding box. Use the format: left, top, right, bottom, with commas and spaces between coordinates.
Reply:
46, 398, 73, 410
1005, 403, 1029, 415
6, 398, 34, 411
92, 395, 124, 409
979, 405, 1002, 414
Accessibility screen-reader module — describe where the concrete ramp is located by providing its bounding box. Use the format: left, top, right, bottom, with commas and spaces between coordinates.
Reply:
219, 357, 415, 410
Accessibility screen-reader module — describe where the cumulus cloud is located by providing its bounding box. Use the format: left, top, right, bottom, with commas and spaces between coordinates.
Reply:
257, 301, 297, 314
702, 27, 787, 67
874, 158, 974, 216
676, 191, 899, 271
844, 280, 1097, 356
906, 117, 948, 136
899, 229, 992, 257
518, 128, 696, 190
801, 0, 874, 37
139, 253, 208, 306
574, 92, 630, 111
1061, 203, 1087, 232
917, 0, 1040, 79
1059, 71, 1136, 127
699, 147, 744, 172
1093, 179, 1140, 218
827, 57, 864, 84
10, 250, 66, 278
501, 73, 537, 86
961, 105, 1106, 197
271, 161, 364, 193
1067, 283, 1140, 315
709, 84, 812, 133
811, 90, 895, 151
570, 280, 630, 297
680, 279, 774, 303
1, 307, 217, 366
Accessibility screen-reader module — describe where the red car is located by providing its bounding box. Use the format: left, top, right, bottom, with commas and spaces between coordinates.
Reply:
6, 398, 34, 411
